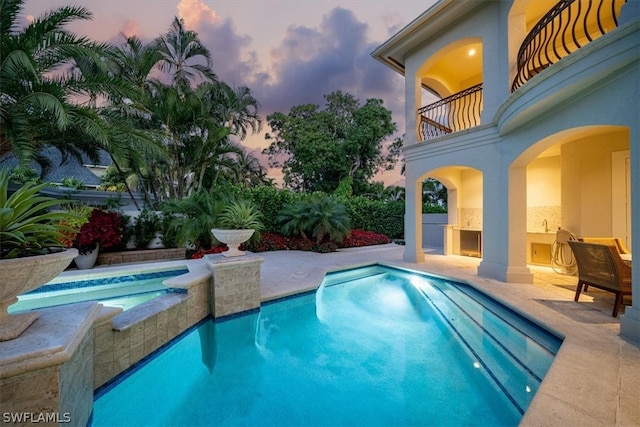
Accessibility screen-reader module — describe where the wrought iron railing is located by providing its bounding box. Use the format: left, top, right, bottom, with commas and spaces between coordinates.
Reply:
417, 83, 483, 142
512, 0, 627, 91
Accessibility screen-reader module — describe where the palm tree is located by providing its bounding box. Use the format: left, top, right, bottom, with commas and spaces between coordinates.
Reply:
162, 188, 228, 249
383, 185, 405, 202
278, 194, 350, 244
233, 149, 269, 187
153, 17, 216, 90
211, 82, 262, 140
112, 35, 161, 96
0, 0, 109, 166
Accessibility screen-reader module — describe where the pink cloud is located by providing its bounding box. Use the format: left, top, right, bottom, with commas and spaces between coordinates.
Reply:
121, 20, 141, 38
177, 0, 220, 29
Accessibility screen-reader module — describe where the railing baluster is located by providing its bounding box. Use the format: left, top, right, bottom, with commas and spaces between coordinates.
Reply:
511, 0, 626, 92
417, 84, 483, 142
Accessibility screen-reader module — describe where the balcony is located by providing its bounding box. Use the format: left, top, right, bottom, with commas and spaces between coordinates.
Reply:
417, 84, 483, 142
512, 0, 627, 91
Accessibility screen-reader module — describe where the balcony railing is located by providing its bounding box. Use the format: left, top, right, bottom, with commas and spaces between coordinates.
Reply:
417, 84, 483, 142
512, 0, 627, 91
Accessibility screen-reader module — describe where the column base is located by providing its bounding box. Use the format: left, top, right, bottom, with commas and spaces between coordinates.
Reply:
621, 305, 640, 344
478, 261, 533, 284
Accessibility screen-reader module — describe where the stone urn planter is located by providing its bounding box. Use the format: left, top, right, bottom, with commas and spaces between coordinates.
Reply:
211, 229, 255, 257
0, 248, 78, 341
74, 244, 99, 269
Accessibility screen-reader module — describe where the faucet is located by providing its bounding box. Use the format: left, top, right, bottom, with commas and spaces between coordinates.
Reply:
543, 219, 548, 233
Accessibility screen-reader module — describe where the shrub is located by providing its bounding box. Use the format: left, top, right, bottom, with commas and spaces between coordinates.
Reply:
243, 232, 288, 252
278, 193, 350, 244
342, 197, 404, 239
243, 186, 297, 232
337, 230, 390, 248
315, 241, 337, 253
75, 209, 121, 255
133, 209, 159, 249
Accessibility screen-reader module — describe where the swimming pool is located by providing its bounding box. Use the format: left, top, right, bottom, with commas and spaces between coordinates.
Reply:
92, 264, 562, 426
9, 266, 190, 313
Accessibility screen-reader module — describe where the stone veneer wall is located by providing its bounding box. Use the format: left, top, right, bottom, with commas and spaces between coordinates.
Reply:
205, 254, 264, 318
0, 303, 100, 427
96, 248, 186, 266
93, 269, 211, 390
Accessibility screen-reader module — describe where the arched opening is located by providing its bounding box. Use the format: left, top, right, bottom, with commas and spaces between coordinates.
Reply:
412, 166, 483, 258
512, 125, 631, 270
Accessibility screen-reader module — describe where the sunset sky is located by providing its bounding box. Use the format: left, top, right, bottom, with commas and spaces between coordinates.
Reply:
23, 0, 437, 186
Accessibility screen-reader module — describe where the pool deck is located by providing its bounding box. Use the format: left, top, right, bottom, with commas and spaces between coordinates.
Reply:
256, 243, 640, 426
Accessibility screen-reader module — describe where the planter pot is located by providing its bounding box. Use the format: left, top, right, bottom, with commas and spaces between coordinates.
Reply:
74, 244, 99, 270
147, 233, 164, 249
211, 229, 255, 257
0, 248, 78, 341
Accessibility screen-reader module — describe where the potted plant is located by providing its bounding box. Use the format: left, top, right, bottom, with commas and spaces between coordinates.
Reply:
0, 168, 79, 341
73, 209, 122, 269
212, 200, 264, 257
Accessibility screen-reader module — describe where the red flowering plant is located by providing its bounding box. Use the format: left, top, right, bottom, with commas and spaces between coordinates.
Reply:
74, 209, 121, 255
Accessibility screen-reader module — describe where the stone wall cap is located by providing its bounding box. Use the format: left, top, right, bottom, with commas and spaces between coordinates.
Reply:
0, 302, 101, 379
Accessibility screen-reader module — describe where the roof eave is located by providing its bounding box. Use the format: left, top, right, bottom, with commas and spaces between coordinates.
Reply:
371, 0, 483, 75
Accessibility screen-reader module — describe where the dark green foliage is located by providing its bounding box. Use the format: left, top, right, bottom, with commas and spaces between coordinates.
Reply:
133, 208, 159, 249
263, 91, 402, 194
159, 213, 178, 248
116, 213, 134, 250
226, 185, 296, 233
422, 203, 448, 214
342, 196, 404, 239
162, 190, 226, 249
278, 193, 350, 244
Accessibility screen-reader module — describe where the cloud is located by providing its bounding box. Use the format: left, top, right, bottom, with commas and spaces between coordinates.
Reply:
177, 0, 220, 28
115, 1, 407, 184
121, 20, 141, 39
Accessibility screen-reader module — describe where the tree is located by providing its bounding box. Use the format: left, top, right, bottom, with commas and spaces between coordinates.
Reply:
210, 82, 262, 141
422, 178, 447, 207
153, 17, 216, 89
263, 91, 402, 194
0, 0, 114, 167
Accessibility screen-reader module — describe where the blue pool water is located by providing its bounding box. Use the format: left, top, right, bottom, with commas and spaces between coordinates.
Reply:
9, 268, 189, 313
93, 265, 562, 426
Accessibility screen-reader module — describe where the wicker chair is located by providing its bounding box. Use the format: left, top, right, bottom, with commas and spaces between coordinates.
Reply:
568, 241, 632, 317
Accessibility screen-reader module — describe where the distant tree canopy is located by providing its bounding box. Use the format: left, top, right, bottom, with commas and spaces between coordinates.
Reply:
263, 91, 402, 194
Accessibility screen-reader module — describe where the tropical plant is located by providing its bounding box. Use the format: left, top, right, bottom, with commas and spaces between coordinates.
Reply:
217, 200, 264, 231
0, 169, 76, 259
153, 17, 216, 89
162, 189, 227, 249
1, 0, 125, 168
74, 209, 121, 255
278, 193, 350, 244
61, 177, 85, 189
210, 82, 262, 140
58, 203, 93, 248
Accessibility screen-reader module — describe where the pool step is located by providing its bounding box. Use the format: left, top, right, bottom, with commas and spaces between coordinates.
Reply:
320, 265, 389, 288
411, 278, 560, 415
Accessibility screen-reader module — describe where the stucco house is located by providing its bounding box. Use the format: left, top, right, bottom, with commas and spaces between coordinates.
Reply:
372, 0, 639, 342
